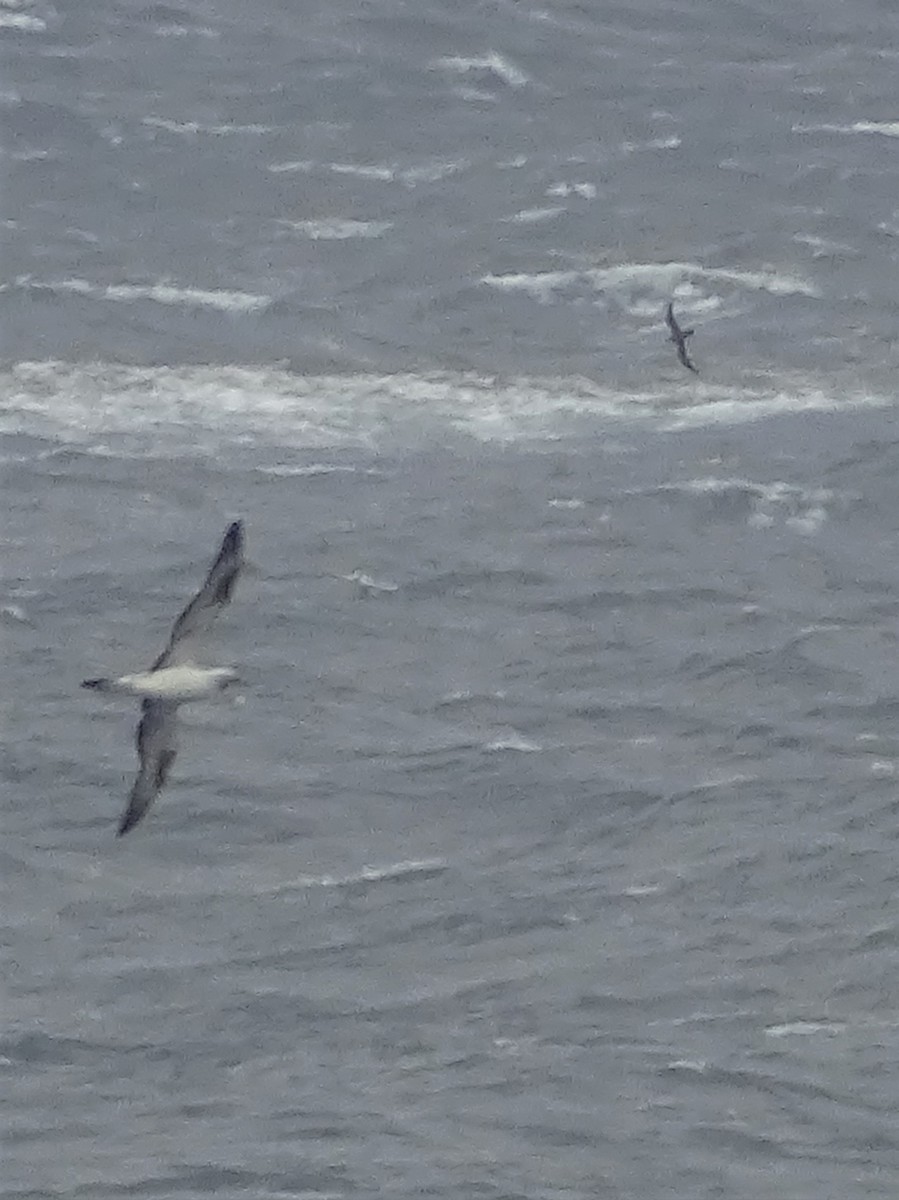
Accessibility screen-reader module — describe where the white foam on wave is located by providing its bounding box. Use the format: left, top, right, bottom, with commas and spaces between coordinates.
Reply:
482, 261, 820, 301
793, 233, 858, 259
327, 858, 448, 885
454, 85, 500, 104
154, 23, 218, 39
337, 570, 399, 593
12, 276, 270, 313
870, 760, 895, 777
278, 218, 393, 240
662, 476, 840, 533
401, 160, 470, 186
266, 858, 449, 893
546, 181, 597, 200
267, 159, 315, 175
10, 147, 58, 162
2, 362, 890, 455
504, 206, 566, 225
327, 162, 395, 181
483, 731, 542, 753
268, 158, 467, 187
622, 136, 681, 152
766, 1020, 845, 1038
257, 463, 367, 477
433, 52, 529, 88
658, 383, 887, 432
1, 603, 30, 625
143, 117, 273, 136
66, 855, 449, 905
794, 120, 899, 139
0, 11, 45, 29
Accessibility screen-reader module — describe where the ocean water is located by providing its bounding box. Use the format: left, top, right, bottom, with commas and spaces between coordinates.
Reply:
5, 1, 899, 1197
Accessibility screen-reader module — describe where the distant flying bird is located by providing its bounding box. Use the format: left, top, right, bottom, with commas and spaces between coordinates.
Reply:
665, 301, 698, 374
82, 521, 245, 836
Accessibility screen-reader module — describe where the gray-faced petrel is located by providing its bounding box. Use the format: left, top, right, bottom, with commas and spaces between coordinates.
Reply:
665, 301, 698, 374
82, 521, 245, 836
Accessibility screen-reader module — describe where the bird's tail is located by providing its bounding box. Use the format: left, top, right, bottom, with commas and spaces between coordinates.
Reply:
82, 677, 114, 691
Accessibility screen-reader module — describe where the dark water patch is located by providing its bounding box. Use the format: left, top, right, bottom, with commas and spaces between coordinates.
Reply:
541, 585, 737, 618
0, 1032, 123, 1066
687, 1123, 786, 1159
57, 1162, 360, 1197
404, 566, 553, 601
396, 904, 575, 950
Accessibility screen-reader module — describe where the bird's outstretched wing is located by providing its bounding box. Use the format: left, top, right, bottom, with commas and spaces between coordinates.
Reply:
665, 302, 698, 373
118, 700, 178, 836
665, 301, 678, 336
665, 302, 695, 340
151, 521, 244, 670
676, 341, 698, 373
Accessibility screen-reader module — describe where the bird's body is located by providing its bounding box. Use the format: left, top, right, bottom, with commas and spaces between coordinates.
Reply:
82, 520, 245, 836
665, 301, 698, 374
83, 665, 239, 702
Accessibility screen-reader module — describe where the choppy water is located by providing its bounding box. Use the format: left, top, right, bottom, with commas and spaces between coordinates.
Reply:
5, 1, 899, 1197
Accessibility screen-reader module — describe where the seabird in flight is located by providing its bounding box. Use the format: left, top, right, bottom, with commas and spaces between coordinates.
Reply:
82, 520, 245, 836
665, 301, 698, 374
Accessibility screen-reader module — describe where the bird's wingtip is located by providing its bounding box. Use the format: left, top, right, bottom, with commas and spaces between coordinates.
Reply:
218, 520, 245, 559
117, 812, 138, 837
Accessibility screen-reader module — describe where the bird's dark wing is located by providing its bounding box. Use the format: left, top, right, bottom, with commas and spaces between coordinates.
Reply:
152, 521, 244, 670
665, 302, 678, 335
676, 342, 699, 373
118, 700, 178, 836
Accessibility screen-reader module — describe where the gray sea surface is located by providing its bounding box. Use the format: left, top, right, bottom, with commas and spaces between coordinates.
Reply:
5, 1, 899, 1197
